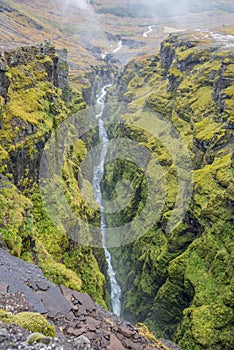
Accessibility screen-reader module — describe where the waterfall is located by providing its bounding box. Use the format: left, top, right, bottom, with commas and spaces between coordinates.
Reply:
143, 25, 154, 38
101, 40, 123, 59
93, 84, 122, 316
112, 40, 123, 53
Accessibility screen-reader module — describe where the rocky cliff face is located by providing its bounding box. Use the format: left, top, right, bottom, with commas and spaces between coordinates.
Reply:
0, 34, 233, 350
0, 42, 70, 185
101, 33, 234, 349
0, 42, 106, 309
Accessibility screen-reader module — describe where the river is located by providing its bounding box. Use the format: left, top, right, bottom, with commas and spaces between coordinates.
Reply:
93, 84, 122, 316
101, 40, 123, 59
143, 25, 154, 38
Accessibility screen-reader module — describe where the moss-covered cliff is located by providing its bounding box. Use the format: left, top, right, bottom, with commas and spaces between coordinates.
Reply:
0, 34, 233, 349
102, 34, 234, 349
0, 41, 106, 307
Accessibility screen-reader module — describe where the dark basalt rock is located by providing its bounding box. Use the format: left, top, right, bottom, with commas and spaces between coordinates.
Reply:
122, 39, 145, 50
0, 4, 15, 13
0, 41, 68, 93
160, 41, 175, 73
0, 246, 180, 350
0, 60, 10, 102
213, 62, 234, 113
57, 48, 69, 92
0, 322, 81, 349
0, 247, 71, 317
105, 32, 121, 42
0, 42, 70, 187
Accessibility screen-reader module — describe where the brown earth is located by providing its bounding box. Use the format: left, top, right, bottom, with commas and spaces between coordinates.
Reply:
0, 0, 234, 79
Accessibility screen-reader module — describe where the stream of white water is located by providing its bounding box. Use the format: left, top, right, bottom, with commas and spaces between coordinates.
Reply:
93, 84, 122, 316
194, 29, 234, 47
112, 40, 123, 53
143, 25, 154, 38
101, 40, 123, 59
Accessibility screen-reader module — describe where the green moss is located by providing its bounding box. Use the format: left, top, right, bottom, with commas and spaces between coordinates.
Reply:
64, 249, 107, 308
169, 66, 181, 78
135, 323, 160, 346
194, 117, 222, 142
26, 333, 50, 345
177, 46, 210, 64
38, 257, 82, 291
5, 71, 12, 79
37, 55, 53, 64
0, 183, 32, 257
1, 37, 233, 349
9, 62, 47, 90
178, 303, 233, 348
223, 63, 234, 77
190, 87, 213, 113
0, 310, 55, 337
0, 146, 8, 172
30, 190, 106, 305
105, 36, 234, 349
0, 44, 106, 309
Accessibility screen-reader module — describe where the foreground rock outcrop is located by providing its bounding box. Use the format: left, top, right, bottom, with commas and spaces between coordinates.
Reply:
0, 244, 181, 350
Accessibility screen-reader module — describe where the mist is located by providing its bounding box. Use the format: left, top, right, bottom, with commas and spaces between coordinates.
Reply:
64, 0, 89, 10
95, 0, 217, 19
55, 0, 232, 62
128, 0, 213, 14
61, 0, 221, 20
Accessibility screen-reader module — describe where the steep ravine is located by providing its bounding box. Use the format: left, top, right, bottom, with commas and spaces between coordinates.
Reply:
98, 33, 234, 350
0, 34, 233, 350
0, 40, 183, 350
93, 83, 122, 316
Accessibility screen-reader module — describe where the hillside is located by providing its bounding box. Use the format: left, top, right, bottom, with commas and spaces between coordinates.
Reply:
104, 33, 234, 349
0, 0, 234, 76
0, 38, 185, 350
0, 1, 234, 349
0, 41, 107, 307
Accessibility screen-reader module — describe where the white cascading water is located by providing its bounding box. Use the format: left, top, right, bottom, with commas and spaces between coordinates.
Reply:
143, 25, 154, 38
101, 40, 123, 59
112, 40, 123, 53
93, 84, 122, 316
194, 29, 234, 47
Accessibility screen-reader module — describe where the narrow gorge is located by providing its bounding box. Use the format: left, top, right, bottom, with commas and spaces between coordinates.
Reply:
0, 2, 233, 349
81, 32, 234, 349
93, 83, 122, 317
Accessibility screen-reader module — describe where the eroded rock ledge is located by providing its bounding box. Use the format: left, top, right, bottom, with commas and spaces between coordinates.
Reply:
0, 244, 181, 350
